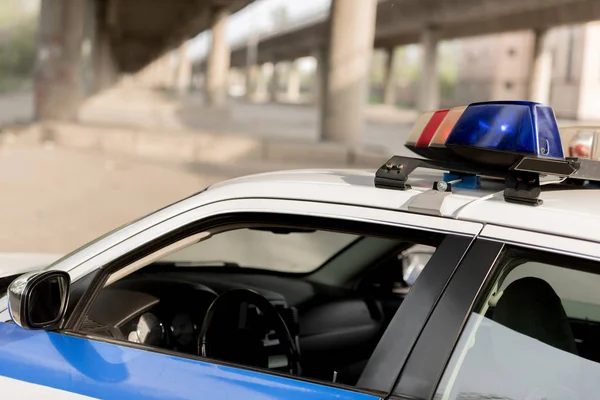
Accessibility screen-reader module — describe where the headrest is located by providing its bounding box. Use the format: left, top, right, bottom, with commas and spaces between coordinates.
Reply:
493, 277, 577, 354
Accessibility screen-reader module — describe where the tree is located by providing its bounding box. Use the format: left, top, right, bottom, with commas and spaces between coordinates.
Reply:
0, 0, 38, 92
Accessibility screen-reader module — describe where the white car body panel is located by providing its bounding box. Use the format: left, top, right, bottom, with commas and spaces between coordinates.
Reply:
0, 197, 484, 321
480, 225, 600, 260
3, 168, 600, 317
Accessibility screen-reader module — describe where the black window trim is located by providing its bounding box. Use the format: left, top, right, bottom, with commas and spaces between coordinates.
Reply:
57, 211, 474, 397
357, 235, 475, 393
392, 239, 505, 399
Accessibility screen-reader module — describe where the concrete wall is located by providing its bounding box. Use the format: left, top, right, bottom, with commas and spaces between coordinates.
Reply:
577, 22, 600, 121
453, 35, 501, 104
548, 25, 586, 119
490, 32, 533, 100
452, 32, 532, 105
447, 25, 597, 120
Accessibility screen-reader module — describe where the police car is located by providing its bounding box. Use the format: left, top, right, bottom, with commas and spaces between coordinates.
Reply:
2, 100, 600, 399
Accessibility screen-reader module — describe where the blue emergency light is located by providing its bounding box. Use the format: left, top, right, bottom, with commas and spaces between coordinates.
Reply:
376, 100, 597, 206
445, 101, 564, 166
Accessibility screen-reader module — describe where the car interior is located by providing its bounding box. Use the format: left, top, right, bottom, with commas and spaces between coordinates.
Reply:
485, 259, 600, 363
77, 223, 439, 387
438, 250, 600, 399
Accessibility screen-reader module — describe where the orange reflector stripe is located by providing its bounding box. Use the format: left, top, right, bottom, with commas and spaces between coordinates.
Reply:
430, 106, 467, 147
416, 109, 449, 147
406, 111, 435, 146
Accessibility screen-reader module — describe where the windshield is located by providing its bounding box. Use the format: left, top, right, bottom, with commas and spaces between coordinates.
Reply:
161, 228, 359, 273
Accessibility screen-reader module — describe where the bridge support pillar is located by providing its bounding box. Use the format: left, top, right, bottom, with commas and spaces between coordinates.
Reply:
383, 47, 397, 106
418, 27, 440, 112
312, 47, 327, 106
321, 0, 378, 147
206, 8, 230, 107
254, 64, 269, 101
270, 63, 280, 102
92, 0, 119, 93
287, 61, 301, 103
35, 0, 86, 121
176, 42, 192, 95
528, 28, 551, 104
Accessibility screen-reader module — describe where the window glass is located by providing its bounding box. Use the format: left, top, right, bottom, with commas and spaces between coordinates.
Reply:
161, 228, 359, 273
80, 222, 446, 389
435, 250, 600, 400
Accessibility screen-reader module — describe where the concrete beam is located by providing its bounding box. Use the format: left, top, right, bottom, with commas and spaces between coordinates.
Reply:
220, 0, 600, 69
36, 0, 86, 121
321, 0, 378, 148
104, 0, 253, 73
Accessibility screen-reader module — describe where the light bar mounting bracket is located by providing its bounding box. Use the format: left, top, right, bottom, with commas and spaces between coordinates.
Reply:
374, 155, 592, 206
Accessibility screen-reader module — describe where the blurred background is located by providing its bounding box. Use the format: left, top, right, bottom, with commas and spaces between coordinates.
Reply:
0, 0, 598, 255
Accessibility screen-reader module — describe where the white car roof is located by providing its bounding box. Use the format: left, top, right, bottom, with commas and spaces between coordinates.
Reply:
205, 168, 600, 243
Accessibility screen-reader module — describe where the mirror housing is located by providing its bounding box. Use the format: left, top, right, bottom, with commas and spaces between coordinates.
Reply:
399, 245, 435, 286
8, 270, 70, 330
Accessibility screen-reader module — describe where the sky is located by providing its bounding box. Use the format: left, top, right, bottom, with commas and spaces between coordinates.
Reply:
188, 0, 331, 61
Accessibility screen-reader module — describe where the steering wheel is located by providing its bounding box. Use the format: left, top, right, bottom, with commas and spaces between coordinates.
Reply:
198, 288, 300, 375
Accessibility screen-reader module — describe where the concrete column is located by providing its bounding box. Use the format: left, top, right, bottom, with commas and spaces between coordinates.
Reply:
270, 62, 280, 102
35, 0, 86, 121
418, 27, 440, 112
159, 55, 171, 88
245, 65, 259, 100
287, 61, 301, 103
383, 47, 396, 106
176, 42, 191, 95
245, 32, 259, 100
206, 9, 230, 106
254, 64, 269, 101
528, 28, 552, 104
321, 0, 378, 147
93, 26, 118, 92
312, 47, 327, 106
90, 0, 118, 93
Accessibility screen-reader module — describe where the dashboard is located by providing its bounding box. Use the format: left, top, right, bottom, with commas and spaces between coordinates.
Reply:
81, 267, 386, 384
85, 276, 219, 354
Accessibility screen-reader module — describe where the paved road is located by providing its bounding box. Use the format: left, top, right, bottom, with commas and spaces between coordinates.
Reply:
0, 92, 34, 128
77, 87, 418, 153
0, 142, 227, 253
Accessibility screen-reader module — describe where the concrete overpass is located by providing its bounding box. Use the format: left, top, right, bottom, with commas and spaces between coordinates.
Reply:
37, 0, 600, 156
191, 0, 600, 150
227, 0, 600, 67
36, 0, 253, 121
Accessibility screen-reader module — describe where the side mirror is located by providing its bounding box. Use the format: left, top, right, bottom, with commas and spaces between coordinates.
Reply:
400, 246, 435, 286
8, 270, 70, 330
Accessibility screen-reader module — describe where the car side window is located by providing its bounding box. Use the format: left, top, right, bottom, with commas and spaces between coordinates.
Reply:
435, 247, 600, 400
76, 220, 451, 390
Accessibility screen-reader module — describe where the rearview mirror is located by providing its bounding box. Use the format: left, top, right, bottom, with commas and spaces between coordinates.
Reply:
8, 270, 70, 330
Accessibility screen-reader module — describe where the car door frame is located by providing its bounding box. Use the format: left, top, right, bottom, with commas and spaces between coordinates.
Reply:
0, 197, 482, 398
391, 224, 600, 400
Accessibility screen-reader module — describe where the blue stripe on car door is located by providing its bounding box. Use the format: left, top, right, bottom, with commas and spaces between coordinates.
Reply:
0, 322, 379, 400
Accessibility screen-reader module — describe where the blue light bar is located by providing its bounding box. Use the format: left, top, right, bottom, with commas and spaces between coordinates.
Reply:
445, 101, 564, 165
